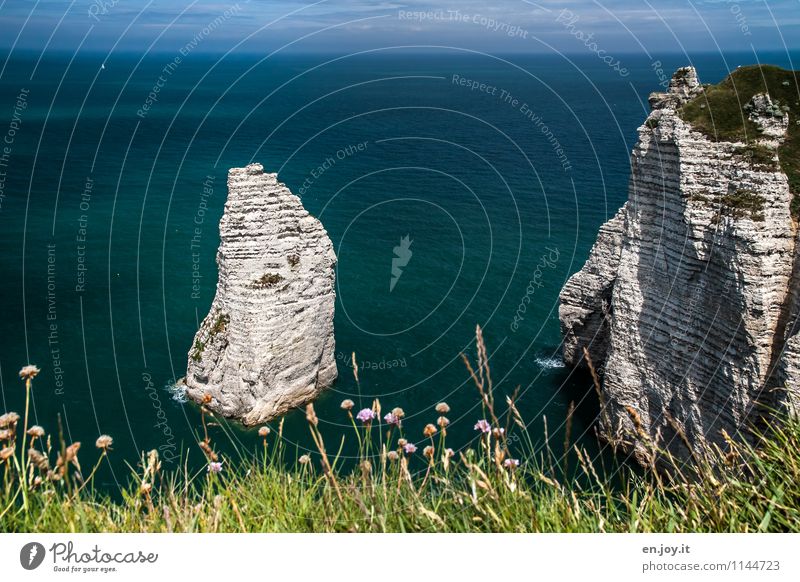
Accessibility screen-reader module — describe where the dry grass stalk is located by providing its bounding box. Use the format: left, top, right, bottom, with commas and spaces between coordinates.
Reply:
304, 403, 343, 502
461, 326, 509, 467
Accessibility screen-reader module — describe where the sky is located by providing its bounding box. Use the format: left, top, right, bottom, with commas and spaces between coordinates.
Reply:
0, 0, 798, 55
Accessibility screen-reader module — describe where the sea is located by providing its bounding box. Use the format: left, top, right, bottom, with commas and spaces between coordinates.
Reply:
0, 49, 797, 487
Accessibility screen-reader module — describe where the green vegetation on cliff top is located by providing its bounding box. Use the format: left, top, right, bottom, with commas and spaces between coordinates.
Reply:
678, 64, 800, 216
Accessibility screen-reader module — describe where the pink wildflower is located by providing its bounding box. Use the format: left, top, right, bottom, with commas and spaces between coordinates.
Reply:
474, 419, 491, 433
356, 408, 375, 423
383, 412, 401, 426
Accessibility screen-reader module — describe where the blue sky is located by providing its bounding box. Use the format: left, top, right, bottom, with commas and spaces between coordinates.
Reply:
0, 0, 798, 54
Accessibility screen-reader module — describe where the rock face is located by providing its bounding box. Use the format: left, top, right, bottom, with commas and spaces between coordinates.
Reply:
559, 66, 799, 462
184, 163, 337, 425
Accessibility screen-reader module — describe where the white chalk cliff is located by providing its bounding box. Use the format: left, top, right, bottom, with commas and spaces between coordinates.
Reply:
184, 163, 337, 425
560, 66, 800, 463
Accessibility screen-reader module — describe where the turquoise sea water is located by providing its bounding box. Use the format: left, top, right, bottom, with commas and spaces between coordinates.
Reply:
1, 50, 797, 486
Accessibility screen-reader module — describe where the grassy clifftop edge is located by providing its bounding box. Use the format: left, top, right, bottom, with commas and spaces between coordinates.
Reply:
678, 64, 800, 216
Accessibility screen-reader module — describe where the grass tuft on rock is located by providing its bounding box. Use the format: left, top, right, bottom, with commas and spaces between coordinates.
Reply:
720, 189, 766, 221
191, 340, 205, 361
210, 313, 229, 336
253, 273, 284, 289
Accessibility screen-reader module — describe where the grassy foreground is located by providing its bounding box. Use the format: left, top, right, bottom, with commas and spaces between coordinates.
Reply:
2, 330, 800, 533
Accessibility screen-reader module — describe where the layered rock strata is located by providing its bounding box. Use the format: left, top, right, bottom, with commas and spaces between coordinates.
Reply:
184, 163, 337, 425
559, 67, 799, 462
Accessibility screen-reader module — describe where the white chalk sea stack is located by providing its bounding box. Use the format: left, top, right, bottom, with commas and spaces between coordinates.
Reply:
559, 66, 799, 463
184, 163, 337, 425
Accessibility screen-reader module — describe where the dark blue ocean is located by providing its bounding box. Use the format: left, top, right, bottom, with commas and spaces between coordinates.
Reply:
1, 50, 797, 485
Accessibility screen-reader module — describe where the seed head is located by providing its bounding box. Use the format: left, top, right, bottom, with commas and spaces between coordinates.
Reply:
18, 365, 40, 381
258, 426, 270, 438
147, 449, 161, 472
0, 447, 14, 461
95, 435, 113, 450
387, 450, 399, 461
298, 454, 311, 465
340, 399, 355, 411
435, 402, 450, 414
198, 440, 218, 462
397, 438, 407, 447
0, 429, 11, 441
305, 403, 319, 426
63, 442, 81, 464
140, 481, 152, 495
445, 448, 455, 458
492, 427, 505, 438
436, 416, 450, 428
28, 449, 49, 471
0, 412, 20, 428
27, 425, 45, 438
625, 406, 646, 439
423, 445, 435, 458
391, 407, 405, 419
423, 424, 437, 438
201, 393, 212, 405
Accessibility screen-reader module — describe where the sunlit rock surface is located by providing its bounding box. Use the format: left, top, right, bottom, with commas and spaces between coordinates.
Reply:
560, 67, 798, 462
184, 163, 337, 425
